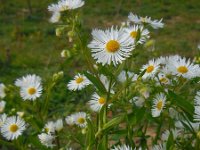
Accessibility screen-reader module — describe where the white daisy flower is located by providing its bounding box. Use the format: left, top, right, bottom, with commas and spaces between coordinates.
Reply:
48, 0, 84, 12
0, 100, 6, 113
67, 73, 90, 91
65, 115, 75, 125
128, 13, 164, 29
141, 59, 160, 79
38, 133, 55, 148
161, 129, 180, 141
73, 112, 87, 128
15, 74, 42, 101
88, 93, 106, 112
125, 25, 149, 44
1, 116, 26, 140
43, 121, 55, 134
88, 27, 135, 66
151, 93, 166, 117
54, 119, 63, 132
111, 144, 132, 150
167, 56, 200, 79
0, 83, 6, 99
0, 113, 7, 127
49, 11, 61, 23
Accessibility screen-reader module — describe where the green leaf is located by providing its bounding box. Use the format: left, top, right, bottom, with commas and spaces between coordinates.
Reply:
98, 66, 115, 79
102, 114, 125, 132
127, 107, 146, 125
86, 119, 95, 149
84, 71, 107, 94
168, 90, 194, 120
166, 131, 174, 150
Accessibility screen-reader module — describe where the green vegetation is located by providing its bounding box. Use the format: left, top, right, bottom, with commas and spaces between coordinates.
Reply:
0, 0, 200, 82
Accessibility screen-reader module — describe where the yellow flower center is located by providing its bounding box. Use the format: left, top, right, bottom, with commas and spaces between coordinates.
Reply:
106, 40, 120, 53
177, 66, 188, 74
146, 65, 154, 73
130, 31, 137, 39
28, 87, 36, 95
160, 77, 168, 83
75, 77, 84, 84
9, 124, 18, 133
98, 97, 106, 105
156, 100, 163, 110
77, 117, 85, 124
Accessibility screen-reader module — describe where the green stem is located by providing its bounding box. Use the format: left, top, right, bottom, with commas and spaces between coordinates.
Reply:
56, 131, 61, 149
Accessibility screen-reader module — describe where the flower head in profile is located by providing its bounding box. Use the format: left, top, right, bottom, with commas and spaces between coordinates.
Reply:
88, 93, 106, 112
54, 119, 63, 132
48, 0, 84, 23
38, 133, 55, 148
15, 74, 42, 101
1, 116, 26, 140
141, 59, 160, 79
111, 144, 132, 150
0, 83, 6, 99
88, 26, 135, 66
125, 25, 149, 44
151, 93, 166, 117
48, 0, 84, 12
128, 13, 164, 29
49, 11, 61, 23
67, 73, 90, 91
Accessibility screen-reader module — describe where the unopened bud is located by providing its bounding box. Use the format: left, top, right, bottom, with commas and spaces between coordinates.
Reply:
56, 27, 64, 37
61, 50, 71, 58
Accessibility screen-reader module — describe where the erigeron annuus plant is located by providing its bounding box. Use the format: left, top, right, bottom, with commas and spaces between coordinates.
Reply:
0, 0, 200, 150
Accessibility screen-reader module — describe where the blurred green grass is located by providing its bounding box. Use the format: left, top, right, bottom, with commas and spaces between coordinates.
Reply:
0, 0, 200, 82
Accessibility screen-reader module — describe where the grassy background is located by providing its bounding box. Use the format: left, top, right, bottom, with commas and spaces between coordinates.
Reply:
0, 0, 200, 82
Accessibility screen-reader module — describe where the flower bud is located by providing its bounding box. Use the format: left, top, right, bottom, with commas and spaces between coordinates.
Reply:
61, 50, 71, 58
56, 27, 64, 37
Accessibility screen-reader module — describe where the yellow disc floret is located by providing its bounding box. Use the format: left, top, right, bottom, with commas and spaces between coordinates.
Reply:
177, 66, 188, 74
98, 97, 106, 105
76, 77, 84, 84
77, 117, 85, 124
28, 87, 36, 95
106, 40, 120, 53
146, 65, 154, 73
156, 101, 163, 110
9, 124, 18, 133
130, 31, 137, 39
